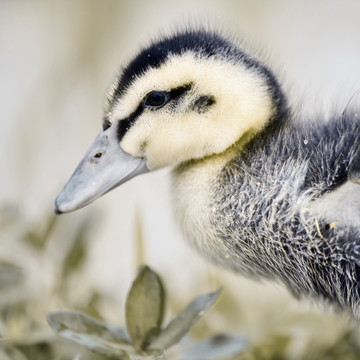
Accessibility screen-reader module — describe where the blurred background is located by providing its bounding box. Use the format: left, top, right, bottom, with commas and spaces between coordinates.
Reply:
2, 0, 360, 359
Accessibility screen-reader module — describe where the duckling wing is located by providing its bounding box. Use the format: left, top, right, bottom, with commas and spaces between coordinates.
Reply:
304, 111, 360, 228
310, 180, 360, 230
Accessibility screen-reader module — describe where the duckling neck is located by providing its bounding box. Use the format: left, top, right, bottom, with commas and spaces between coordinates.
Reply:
171, 126, 304, 276
172, 144, 240, 268
171, 120, 290, 273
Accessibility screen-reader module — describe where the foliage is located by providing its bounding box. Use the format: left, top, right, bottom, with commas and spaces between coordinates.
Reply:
0, 205, 102, 359
1, 205, 360, 359
48, 266, 246, 359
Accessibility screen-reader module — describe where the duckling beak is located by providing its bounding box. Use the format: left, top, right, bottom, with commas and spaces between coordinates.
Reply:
54, 126, 148, 214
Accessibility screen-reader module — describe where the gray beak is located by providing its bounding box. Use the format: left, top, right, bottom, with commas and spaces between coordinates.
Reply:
54, 125, 148, 214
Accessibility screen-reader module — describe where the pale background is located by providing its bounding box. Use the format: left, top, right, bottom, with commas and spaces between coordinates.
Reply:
2, 0, 360, 344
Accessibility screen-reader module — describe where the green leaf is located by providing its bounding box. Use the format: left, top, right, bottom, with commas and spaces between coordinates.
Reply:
0, 345, 28, 360
0, 261, 23, 290
55, 330, 131, 359
129, 349, 167, 360
48, 311, 132, 359
182, 334, 247, 360
134, 210, 146, 267
150, 288, 221, 350
125, 266, 165, 350
61, 220, 90, 279
24, 215, 58, 250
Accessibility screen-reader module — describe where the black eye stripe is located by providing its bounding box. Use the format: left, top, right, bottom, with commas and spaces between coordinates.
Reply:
143, 83, 193, 109
115, 83, 194, 141
102, 118, 112, 131
117, 118, 132, 141
170, 83, 193, 97
117, 105, 144, 141
191, 95, 215, 113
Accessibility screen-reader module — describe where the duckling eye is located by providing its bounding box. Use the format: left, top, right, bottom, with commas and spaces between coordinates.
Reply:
144, 91, 169, 109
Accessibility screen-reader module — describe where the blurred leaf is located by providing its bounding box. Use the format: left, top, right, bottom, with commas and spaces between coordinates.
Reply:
129, 349, 166, 360
78, 291, 103, 320
150, 288, 221, 350
0, 204, 20, 229
48, 311, 131, 344
61, 220, 89, 279
51, 330, 131, 359
0, 260, 23, 290
48, 310, 133, 359
244, 333, 291, 360
306, 329, 360, 360
182, 334, 247, 360
16, 341, 54, 360
24, 215, 58, 250
134, 210, 146, 268
0, 345, 28, 360
125, 266, 165, 350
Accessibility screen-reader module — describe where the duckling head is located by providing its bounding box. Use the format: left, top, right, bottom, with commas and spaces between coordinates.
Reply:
55, 30, 285, 214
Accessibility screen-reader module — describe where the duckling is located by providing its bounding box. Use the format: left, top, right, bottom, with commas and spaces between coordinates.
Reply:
55, 29, 360, 319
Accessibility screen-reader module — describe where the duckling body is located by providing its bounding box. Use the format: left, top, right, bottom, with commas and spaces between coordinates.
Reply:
175, 112, 360, 311
55, 30, 360, 318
